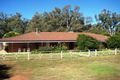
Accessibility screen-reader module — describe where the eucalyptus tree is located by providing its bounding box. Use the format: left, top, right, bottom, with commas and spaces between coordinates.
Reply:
82, 16, 93, 31
28, 5, 85, 32
27, 12, 46, 32
44, 7, 67, 31
62, 5, 84, 31
95, 9, 120, 36
0, 12, 29, 37
20, 18, 29, 33
8, 12, 25, 33
0, 12, 10, 37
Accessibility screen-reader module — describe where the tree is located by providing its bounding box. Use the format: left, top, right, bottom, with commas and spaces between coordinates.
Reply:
85, 16, 93, 25
27, 12, 46, 32
116, 24, 120, 33
88, 23, 109, 36
27, 5, 85, 32
0, 12, 10, 38
77, 34, 101, 50
20, 18, 29, 33
62, 5, 84, 31
95, 9, 120, 36
81, 16, 93, 31
107, 33, 120, 48
0, 12, 28, 38
44, 8, 63, 31
8, 12, 25, 33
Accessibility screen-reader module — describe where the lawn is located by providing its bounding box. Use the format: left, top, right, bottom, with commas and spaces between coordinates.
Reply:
0, 54, 120, 80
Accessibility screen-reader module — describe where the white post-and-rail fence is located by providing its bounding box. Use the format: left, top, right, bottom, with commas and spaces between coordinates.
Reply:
0, 52, 30, 61
0, 48, 31, 61
0, 48, 120, 60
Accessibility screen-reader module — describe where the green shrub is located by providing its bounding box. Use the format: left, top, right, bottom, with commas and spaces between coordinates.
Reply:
31, 44, 68, 54
31, 49, 40, 54
39, 46, 54, 51
107, 33, 120, 48
3, 31, 20, 38
54, 45, 68, 52
77, 34, 101, 50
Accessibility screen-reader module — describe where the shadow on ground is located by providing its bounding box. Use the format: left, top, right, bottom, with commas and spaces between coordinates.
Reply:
0, 64, 12, 80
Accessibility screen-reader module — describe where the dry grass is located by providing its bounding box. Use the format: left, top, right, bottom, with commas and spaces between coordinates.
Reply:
1, 55, 120, 80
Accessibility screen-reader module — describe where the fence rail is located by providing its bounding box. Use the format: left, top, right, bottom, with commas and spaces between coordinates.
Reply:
0, 49, 120, 60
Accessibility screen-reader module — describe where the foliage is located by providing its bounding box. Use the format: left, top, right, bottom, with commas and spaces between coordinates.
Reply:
3, 31, 20, 38
107, 33, 120, 48
54, 44, 68, 51
116, 24, 120, 34
27, 5, 85, 32
31, 49, 40, 54
31, 45, 68, 54
1, 7, 120, 39
89, 24, 109, 36
95, 9, 120, 36
0, 12, 10, 38
0, 5, 86, 37
77, 34, 101, 50
0, 12, 28, 38
39, 46, 55, 52
31, 46, 55, 54
1, 7, 120, 38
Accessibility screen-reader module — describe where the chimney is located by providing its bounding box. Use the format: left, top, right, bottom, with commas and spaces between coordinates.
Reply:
69, 31, 74, 33
35, 28, 38, 35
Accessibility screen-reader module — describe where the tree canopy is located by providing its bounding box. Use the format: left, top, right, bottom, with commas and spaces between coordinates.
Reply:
0, 6, 120, 38
95, 9, 120, 36
27, 5, 85, 32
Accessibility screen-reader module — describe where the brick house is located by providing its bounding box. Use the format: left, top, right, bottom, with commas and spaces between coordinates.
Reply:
0, 32, 108, 52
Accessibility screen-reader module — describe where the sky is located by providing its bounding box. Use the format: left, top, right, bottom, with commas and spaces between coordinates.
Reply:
0, 0, 120, 22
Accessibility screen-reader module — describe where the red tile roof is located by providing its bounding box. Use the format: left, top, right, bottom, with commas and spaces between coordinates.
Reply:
0, 32, 108, 42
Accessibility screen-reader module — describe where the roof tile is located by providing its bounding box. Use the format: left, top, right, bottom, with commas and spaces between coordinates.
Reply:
0, 32, 108, 42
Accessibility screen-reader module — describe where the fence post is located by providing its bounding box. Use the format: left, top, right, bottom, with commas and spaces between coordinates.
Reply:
16, 52, 18, 60
109, 49, 111, 55
70, 51, 72, 57
27, 52, 30, 60
2, 53, 6, 60
61, 51, 63, 59
115, 48, 117, 55
95, 49, 97, 56
50, 52, 53, 59
27, 48, 30, 60
39, 52, 42, 59
79, 50, 81, 56
16, 48, 21, 60
88, 50, 91, 57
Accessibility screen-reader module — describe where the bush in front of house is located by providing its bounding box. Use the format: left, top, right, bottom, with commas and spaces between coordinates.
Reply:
31, 45, 68, 54
39, 46, 55, 52
31, 49, 40, 54
77, 34, 101, 50
107, 33, 120, 48
54, 45, 68, 52
31, 46, 54, 54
